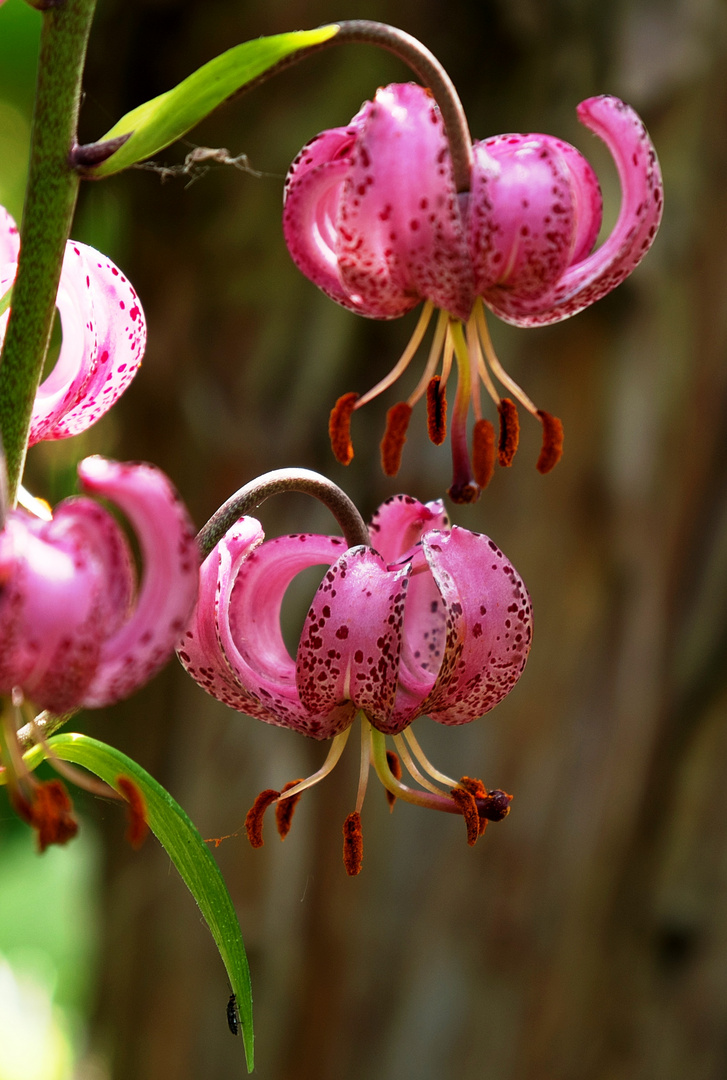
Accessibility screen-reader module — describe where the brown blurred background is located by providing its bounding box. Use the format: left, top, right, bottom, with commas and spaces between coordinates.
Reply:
5, 0, 727, 1077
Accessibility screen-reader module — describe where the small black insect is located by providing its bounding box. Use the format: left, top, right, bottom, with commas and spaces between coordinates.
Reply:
227, 993, 240, 1036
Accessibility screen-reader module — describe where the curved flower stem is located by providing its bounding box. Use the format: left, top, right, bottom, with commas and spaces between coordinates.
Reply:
219, 21, 473, 193
332, 22, 473, 192
0, 0, 98, 504
197, 467, 370, 557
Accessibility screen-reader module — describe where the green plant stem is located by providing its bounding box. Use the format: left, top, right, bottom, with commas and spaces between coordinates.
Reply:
0, 0, 97, 504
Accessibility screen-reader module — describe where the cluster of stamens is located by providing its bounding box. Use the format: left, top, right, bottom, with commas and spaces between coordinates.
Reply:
329, 298, 564, 504
243, 713, 512, 875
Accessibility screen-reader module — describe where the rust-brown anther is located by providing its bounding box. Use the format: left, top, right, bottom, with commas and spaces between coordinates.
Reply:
536, 410, 564, 474
450, 785, 480, 846
244, 788, 281, 849
116, 774, 149, 849
28, 780, 79, 853
458, 776, 489, 836
275, 779, 304, 840
384, 749, 402, 811
497, 397, 520, 466
342, 811, 364, 875
472, 418, 495, 489
329, 392, 360, 465
380, 401, 413, 476
426, 376, 447, 445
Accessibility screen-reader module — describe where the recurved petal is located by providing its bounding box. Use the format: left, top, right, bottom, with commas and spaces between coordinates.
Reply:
470, 134, 591, 307
490, 96, 663, 327
337, 83, 474, 321
418, 527, 532, 724
368, 494, 448, 563
29, 241, 145, 444
77, 457, 200, 708
283, 155, 370, 314
219, 531, 355, 738
177, 516, 280, 719
0, 512, 107, 711
296, 546, 410, 731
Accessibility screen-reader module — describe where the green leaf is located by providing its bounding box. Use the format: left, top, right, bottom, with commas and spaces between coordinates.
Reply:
24, 732, 254, 1070
85, 25, 339, 177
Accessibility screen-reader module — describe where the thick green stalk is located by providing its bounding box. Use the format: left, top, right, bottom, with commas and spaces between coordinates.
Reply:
0, 0, 97, 503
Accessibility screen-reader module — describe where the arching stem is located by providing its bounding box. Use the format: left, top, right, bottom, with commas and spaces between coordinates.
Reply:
197, 467, 369, 557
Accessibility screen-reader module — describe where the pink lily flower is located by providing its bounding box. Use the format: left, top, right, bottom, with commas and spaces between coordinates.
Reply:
0, 456, 199, 713
0, 206, 145, 444
178, 494, 531, 872
283, 84, 663, 501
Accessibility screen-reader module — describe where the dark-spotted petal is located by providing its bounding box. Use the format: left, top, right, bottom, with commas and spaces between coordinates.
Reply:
29, 242, 146, 443
418, 526, 532, 724
337, 83, 474, 321
296, 546, 410, 729
218, 531, 354, 739
367, 493, 448, 564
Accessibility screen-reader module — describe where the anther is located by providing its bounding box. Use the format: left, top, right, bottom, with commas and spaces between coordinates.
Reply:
426, 376, 447, 445
342, 811, 364, 875
380, 402, 413, 476
458, 776, 489, 836
275, 779, 305, 840
497, 398, 520, 467
450, 785, 480, 846
29, 780, 79, 853
384, 749, 402, 811
535, 410, 564, 474
116, 774, 148, 849
472, 418, 495, 489
329, 392, 360, 465
244, 788, 281, 848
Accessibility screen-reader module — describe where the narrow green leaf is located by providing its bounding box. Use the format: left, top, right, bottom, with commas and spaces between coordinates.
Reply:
25, 732, 254, 1070
85, 25, 338, 177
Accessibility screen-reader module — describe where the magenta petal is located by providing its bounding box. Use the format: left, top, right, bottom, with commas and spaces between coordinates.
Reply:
0, 513, 107, 711
484, 96, 663, 327
177, 517, 280, 719
470, 134, 592, 307
219, 531, 354, 738
297, 546, 410, 731
78, 457, 199, 707
418, 527, 532, 725
283, 155, 367, 313
548, 95, 664, 315
368, 494, 448, 563
29, 242, 145, 444
338, 84, 474, 321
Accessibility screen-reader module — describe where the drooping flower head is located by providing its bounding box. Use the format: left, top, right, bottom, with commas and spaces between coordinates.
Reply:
0, 456, 199, 713
178, 492, 531, 873
283, 84, 663, 501
0, 206, 146, 443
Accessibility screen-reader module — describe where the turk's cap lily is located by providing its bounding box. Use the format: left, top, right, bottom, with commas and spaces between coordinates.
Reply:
283, 84, 663, 500
0, 457, 199, 713
179, 491, 530, 872
0, 206, 146, 444
178, 493, 532, 739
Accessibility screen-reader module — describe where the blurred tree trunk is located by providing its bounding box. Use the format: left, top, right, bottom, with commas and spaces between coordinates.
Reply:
63, 0, 727, 1077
